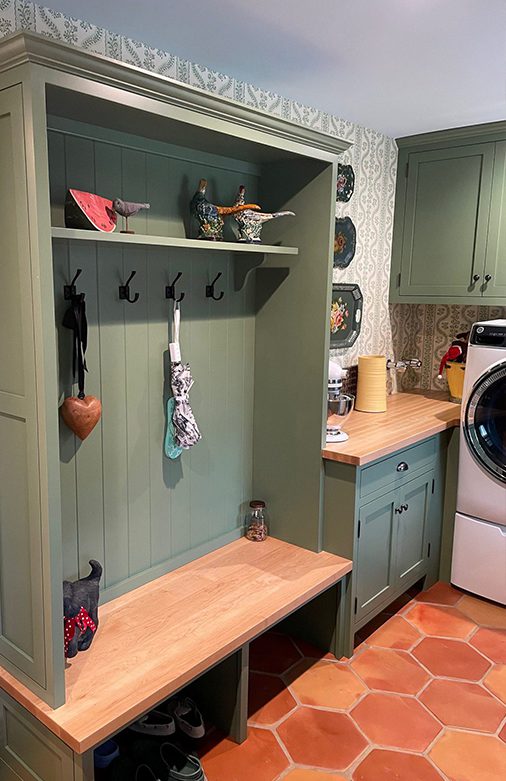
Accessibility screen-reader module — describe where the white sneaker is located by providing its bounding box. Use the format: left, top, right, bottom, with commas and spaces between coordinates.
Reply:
129, 710, 176, 737
172, 698, 205, 739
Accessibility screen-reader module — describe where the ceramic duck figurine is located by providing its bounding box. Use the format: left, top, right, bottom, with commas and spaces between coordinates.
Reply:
233, 185, 295, 243
189, 179, 260, 240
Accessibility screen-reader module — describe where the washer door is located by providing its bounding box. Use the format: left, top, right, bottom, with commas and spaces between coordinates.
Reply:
464, 362, 506, 483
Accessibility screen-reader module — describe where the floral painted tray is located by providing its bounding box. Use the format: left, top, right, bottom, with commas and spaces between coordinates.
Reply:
336, 164, 355, 202
330, 283, 363, 349
334, 216, 356, 269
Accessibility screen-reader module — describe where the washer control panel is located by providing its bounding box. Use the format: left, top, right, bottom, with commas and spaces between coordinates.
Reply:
470, 323, 506, 348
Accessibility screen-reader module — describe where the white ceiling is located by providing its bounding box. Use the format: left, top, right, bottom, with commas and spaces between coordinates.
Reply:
48, 0, 506, 137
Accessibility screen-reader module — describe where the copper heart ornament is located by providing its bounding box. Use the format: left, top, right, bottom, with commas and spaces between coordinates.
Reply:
60, 396, 102, 440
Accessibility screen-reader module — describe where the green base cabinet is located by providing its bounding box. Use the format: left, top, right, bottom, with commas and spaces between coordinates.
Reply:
324, 433, 449, 656
390, 121, 506, 305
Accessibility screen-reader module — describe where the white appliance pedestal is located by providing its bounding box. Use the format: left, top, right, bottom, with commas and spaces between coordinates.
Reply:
452, 512, 506, 605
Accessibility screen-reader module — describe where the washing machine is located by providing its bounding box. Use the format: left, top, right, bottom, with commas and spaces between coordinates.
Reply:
451, 319, 506, 604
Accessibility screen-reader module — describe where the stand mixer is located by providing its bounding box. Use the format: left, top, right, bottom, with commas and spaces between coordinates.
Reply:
326, 359, 354, 443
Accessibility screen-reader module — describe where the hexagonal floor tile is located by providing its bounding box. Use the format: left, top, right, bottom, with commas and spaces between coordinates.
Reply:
459, 595, 506, 629
285, 659, 366, 709
351, 647, 429, 694
248, 672, 297, 725
351, 693, 441, 751
471, 628, 506, 664
415, 581, 463, 606
283, 771, 346, 781
277, 707, 367, 770
500, 723, 506, 743
412, 637, 491, 680
420, 679, 506, 731
484, 665, 506, 704
353, 748, 444, 781
405, 603, 475, 638
200, 727, 289, 781
430, 730, 506, 781
250, 632, 302, 674
365, 616, 421, 650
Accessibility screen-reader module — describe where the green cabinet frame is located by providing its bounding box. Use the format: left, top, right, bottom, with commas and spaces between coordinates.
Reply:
390, 121, 506, 304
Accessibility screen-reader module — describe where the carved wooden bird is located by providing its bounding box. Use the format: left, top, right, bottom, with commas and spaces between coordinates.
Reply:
113, 198, 150, 234
190, 179, 260, 240
233, 185, 295, 243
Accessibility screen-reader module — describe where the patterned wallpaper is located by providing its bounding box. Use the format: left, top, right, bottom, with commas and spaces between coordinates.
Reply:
0, 0, 399, 371
390, 303, 506, 391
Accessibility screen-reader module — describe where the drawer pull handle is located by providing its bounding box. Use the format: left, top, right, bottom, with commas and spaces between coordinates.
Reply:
396, 462, 409, 472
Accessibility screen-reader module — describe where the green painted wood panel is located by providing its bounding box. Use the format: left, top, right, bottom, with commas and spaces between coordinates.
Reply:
484, 140, 506, 297
49, 120, 258, 598
400, 144, 495, 296
356, 492, 397, 621
0, 690, 74, 781
395, 471, 432, 588
0, 85, 48, 693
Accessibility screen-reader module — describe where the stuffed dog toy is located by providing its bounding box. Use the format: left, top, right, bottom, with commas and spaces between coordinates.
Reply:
63, 560, 102, 658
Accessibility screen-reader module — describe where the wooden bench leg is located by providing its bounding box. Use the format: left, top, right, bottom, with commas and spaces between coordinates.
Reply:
188, 644, 249, 744
73, 751, 94, 781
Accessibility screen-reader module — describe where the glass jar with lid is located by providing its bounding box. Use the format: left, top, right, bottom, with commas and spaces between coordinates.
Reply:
245, 500, 268, 542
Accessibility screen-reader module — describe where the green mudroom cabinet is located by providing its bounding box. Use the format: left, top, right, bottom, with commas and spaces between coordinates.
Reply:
0, 31, 352, 779
390, 121, 506, 304
324, 433, 449, 653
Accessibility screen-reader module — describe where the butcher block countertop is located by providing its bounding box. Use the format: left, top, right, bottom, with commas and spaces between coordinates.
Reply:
322, 391, 461, 466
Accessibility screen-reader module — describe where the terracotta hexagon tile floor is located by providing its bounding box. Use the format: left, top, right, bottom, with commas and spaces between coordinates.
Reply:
414, 581, 463, 606
199, 584, 506, 780
405, 603, 476, 638
351, 647, 430, 694
351, 693, 442, 751
250, 632, 302, 674
277, 707, 367, 769
484, 664, 506, 704
365, 615, 421, 650
201, 727, 289, 781
471, 627, 506, 663
429, 730, 506, 781
353, 748, 444, 780
412, 637, 492, 679
248, 672, 297, 725
420, 678, 506, 731
285, 659, 366, 709
459, 595, 506, 629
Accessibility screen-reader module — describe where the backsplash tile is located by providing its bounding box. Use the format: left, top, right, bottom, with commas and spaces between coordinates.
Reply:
390, 304, 506, 391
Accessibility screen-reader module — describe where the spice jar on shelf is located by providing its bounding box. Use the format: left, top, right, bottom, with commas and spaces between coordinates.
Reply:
245, 500, 268, 542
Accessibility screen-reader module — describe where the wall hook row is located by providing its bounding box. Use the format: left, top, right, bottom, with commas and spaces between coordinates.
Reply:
119, 270, 140, 303
206, 272, 224, 301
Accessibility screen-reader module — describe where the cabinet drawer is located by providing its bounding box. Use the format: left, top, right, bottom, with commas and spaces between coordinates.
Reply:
359, 438, 436, 499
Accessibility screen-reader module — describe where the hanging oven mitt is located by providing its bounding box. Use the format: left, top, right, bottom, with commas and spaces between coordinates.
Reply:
61, 293, 102, 440
164, 302, 183, 459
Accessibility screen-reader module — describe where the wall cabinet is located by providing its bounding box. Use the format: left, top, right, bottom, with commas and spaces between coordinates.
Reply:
324, 433, 449, 652
390, 122, 506, 304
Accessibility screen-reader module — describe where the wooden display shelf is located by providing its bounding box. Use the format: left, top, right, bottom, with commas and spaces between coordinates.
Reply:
322, 390, 461, 465
0, 537, 351, 754
51, 227, 299, 256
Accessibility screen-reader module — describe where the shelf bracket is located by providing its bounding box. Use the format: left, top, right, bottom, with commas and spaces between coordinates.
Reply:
233, 253, 266, 291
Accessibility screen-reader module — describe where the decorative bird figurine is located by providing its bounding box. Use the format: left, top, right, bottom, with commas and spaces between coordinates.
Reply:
113, 198, 150, 234
189, 179, 260, 241
233, 185, 295, 243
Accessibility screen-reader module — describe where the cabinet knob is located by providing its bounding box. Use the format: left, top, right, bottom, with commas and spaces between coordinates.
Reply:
395, 506, 403, 514
402, 503, 409, 511
484, 274, 492, 282
396, 462, 409, 472
472, 274, 480, 283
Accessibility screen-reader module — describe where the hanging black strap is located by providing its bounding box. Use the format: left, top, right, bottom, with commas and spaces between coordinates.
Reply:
62, 293, 88, 399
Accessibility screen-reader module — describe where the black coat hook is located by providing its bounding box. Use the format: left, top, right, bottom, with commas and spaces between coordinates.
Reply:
166, 272, 185, 302
64, 268, 83, 300
119, 270, 140, 303
206, 272, 224, 301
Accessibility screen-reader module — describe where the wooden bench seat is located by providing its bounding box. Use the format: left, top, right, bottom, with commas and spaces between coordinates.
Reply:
0, 537, 352, 754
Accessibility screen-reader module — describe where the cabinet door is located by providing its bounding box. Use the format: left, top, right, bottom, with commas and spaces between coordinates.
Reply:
484, 140, 506, 298
399, 144, 495, 296
355, 492, 397, 622
0, 85, 63, 705
395, 472, 432, 589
